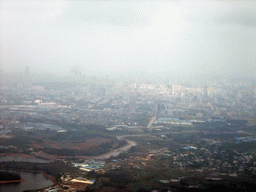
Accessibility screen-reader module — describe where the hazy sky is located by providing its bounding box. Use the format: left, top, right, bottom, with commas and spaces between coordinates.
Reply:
0, 0, 256, 78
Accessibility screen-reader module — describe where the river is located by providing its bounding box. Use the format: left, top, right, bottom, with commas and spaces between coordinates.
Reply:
92, 139, 137, 159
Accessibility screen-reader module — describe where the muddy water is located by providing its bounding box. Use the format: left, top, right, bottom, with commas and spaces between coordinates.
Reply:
93, 139, 137, 159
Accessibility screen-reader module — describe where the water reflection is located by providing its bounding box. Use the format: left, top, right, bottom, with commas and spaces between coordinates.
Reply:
0, 171, 53, 192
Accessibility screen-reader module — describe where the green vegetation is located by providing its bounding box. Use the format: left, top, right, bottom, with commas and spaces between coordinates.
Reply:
243, 125, 256, 133
219, 141, 256, 153
85, 168, 256, 192
0, 161, 79, 181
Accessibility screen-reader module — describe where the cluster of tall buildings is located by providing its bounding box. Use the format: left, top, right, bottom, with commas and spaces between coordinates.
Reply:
172, 84, 211, 97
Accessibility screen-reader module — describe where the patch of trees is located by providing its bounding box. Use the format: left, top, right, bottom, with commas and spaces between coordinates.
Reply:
113, 139, 127, 149
171, 134, 197, 145
45, 148, 75, 156
49, 132, 70, 141
0, 136, 43, 149
218, 141, 256, 153
102, 170, 133, 188
129, 146, 139, 153
82, 139, 125, 156
0, 161, 79, 180
19, 118, 108, 136
0, 148, 17, 153
49, 131, 112, 142
85, 170, 256, 192
44, 139, 126, 156
0, 171, 21, 181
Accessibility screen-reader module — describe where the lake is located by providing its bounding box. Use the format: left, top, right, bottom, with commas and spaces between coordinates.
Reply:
0, 171, 53, 192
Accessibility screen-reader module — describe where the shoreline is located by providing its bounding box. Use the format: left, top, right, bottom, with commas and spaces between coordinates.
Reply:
1, 169, 56, 184
0, 179, 26, 184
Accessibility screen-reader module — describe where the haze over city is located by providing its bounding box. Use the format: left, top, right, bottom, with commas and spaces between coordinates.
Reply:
1, 0, 256, 79
1, 1, 256, 192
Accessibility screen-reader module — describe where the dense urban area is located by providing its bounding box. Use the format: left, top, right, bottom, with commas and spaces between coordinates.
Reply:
1, 71, 256, 192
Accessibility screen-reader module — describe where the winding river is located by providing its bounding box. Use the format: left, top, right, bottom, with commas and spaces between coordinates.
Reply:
92, 139, 137, 159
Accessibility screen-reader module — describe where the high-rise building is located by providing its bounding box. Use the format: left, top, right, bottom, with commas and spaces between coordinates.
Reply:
172, 85, 184, 96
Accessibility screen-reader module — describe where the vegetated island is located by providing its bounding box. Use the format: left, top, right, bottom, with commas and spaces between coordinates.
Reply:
0, 171, 25, 184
